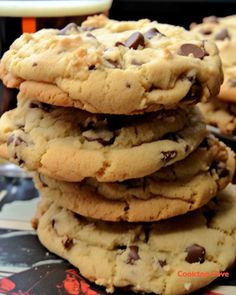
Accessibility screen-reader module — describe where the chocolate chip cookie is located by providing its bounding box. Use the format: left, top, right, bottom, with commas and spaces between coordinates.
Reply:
198, 97, 236, 135
33, 136, 235, 222
0, 98, 206, 182
191, 15, 236, 103
0, 15, 222, 114
35, 184, 236, 294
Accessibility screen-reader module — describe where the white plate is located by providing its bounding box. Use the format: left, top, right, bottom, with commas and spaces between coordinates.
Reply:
0, 0, 112, 17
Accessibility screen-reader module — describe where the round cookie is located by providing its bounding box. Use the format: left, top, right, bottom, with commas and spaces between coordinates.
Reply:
33, 136, 235, 222
0, 15, 223, 114
198, 97, 236, 135
191, 15, 236, 103
35, 184, 236, 295
0, 98, 207, 182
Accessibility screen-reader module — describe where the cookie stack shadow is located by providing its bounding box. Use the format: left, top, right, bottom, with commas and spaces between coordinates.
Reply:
0, 15, 236, 295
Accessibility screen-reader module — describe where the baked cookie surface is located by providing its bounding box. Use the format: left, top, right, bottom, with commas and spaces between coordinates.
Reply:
35, 184, 236, 295
0, 98, 206, 182
33, 136, 235, 222
0, 15, 223, 114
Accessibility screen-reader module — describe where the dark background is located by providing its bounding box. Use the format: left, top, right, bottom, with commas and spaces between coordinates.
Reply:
110, 0, 236, 28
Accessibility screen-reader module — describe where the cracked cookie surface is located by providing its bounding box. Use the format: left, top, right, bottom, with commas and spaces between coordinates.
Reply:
0, 98, 206, 182
191, 15, 236, 103
0, 15, 222, 114
33, 136, 235, 222
35, 184, 236, 295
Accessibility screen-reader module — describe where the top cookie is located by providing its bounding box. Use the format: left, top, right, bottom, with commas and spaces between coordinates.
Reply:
0, 15, 222, 114
191, 15, 236, 103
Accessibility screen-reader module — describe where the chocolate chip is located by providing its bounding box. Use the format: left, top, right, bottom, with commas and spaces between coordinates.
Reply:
88, 65, 96, 70
51, 219, 55, 227
215, 28, 230, 41
161, 151, 177, 162
178, 44, 205, 59
144, 27, 165, 39
127, 246, 140, 264
126, 82, 131, 88
18, 159, 25, 166
211, 162, 229, 178
124, 32, 145, 49
182, 82, 203, 104
83, 128, 115, 146
29, 102, 40, 108
105, 59, 121, 69
64, 238, 74, 250
115, 41, 125, 47
159, 260, 167, 267
58, 23, 79, 35
32, 62, 38, 67
116, 245, 127, 250
29, 101, 51, 112
228, 78, 236, 87
199, 137, 210, 149
203, 16, 219, 24
81, 26, 97, 31
200, 28, 212, 35
185, 244, 205, 264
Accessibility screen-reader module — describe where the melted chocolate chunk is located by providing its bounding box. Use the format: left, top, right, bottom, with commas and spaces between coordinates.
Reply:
115, 41, 125, 47
124, 32, 145, 49
182, 82, 203, 104
215, 28, 230, 41
88, 65, 96, 70
178, 44, 205, 59
200, 28, 212, 35
158, 260, 167, 267
203, 16, 219, 24
161, 151, 177, 162
228, 78, 236, 87
64, 238, 74, 250
58, 23, 79, 35
127, 246, 140, 264
185, 244, 205, 264
144, 27, 165, 39
32, 62, 38, 67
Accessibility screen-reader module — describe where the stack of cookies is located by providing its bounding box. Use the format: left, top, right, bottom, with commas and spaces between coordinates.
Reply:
0, 15, 235, 294
191, 15, 236, 136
